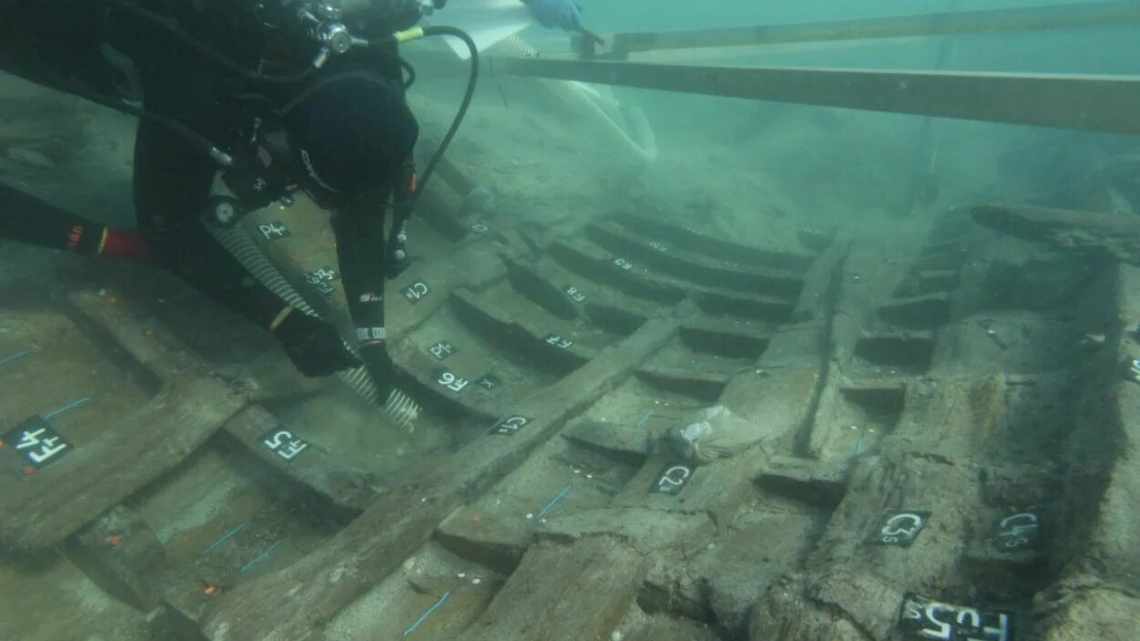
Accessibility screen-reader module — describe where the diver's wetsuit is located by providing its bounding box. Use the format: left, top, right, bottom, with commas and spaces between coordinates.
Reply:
2, 0, 421, 393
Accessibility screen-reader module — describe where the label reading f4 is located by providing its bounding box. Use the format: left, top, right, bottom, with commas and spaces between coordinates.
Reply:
899, 593, 1014, 641
491, 415, 530, 436
257, 221, 290, 240
429, 341, 456, 361
401, 281, 430, 304
262, 429, 309, 462
650, 463, 693, 495
870, 511, 930, 547
5, 416, 71, 468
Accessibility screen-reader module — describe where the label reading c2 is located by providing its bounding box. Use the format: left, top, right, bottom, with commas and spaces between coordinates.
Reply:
491, 415, 530, 436
261, 429, 309, 462
650, 463, 693, 495
869, 510, 931, 547
401, 281, 431, 304
993, 512, 1040, 552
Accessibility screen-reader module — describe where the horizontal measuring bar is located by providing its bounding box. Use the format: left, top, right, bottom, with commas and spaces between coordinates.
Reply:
489, 57, 1140, 136
602, 2, 1140, 56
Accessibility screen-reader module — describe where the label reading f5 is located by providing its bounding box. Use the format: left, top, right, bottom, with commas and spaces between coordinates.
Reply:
262, 429, 309, 462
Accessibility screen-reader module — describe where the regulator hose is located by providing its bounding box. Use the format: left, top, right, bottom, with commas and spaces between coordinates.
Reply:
383, 24, 479, 274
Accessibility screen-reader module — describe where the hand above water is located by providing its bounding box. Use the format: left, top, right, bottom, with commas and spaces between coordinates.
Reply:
527, 0, 583, 31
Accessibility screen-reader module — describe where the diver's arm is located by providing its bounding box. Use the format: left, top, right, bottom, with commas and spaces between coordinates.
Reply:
330, 187, 399, 395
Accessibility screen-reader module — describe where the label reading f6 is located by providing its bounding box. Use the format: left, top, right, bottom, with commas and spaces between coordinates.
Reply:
435, 369, 469, 393
899, 593, 1014, 641
262, 429, 309, 462
869, 511, 930, 547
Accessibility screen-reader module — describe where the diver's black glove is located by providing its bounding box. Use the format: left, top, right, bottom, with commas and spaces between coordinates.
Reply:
271, 308, 361, 377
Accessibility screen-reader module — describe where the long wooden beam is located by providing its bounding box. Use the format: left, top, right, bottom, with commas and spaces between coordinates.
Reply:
489, 58, 1140, 136
597, 2, 1140, 57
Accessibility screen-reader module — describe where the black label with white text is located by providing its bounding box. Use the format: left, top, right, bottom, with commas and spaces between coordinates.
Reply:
899, 593, 1014, 641
4, 416, 72, 468
261, 429, 309, 462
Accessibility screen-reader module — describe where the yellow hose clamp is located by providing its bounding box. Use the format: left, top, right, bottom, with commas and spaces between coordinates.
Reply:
395, 27, 426, 44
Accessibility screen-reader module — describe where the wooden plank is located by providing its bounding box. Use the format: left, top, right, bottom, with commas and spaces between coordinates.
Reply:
201, 316, 679, 641
493, 58, 1140, 136
220, 405, 381, 512
973, 202, 1140, 264
0, 290, 246, 550
66, 505, 172, 612
458, 538, 647, 641
603, 3, 1140, 56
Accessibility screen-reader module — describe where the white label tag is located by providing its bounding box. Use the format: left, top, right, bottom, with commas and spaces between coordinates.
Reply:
262, 429, 310, 462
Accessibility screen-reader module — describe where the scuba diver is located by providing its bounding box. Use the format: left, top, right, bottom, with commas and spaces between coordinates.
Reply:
0, 0, 587, 423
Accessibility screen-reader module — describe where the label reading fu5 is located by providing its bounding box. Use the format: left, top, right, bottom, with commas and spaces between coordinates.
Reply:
899, 593, 1013, 641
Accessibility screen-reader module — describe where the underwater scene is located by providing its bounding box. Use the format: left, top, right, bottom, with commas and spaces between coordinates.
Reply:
0, 1, 1138, 639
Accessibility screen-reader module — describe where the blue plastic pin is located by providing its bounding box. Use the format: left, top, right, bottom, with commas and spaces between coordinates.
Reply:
536, 485, 572, 519
0, 351, 31, 368
203, 522, 249, 555
44, 397, 91, 420
403, 591, 450, 638
239, 540, 283, 575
